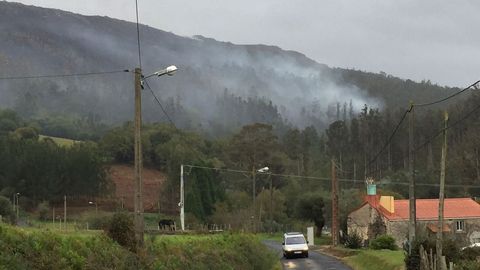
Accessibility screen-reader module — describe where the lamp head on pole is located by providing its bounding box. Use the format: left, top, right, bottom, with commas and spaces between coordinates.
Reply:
257, 167, 269, 173
154, 65, 178, 77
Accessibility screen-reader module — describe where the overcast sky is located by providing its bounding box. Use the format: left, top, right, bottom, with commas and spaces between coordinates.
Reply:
10, 0, 480, 87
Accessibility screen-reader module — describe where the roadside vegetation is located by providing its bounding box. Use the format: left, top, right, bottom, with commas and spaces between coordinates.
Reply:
344, 249, 404, 270
0, 222, 278, 270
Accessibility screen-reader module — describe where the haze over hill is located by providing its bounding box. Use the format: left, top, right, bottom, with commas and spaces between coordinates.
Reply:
0, 2, 459, 134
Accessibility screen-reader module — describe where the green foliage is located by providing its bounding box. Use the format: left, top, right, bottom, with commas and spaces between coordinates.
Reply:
0, 223, 138, 269
456, 260, 480, 270
460, 247, 480, 261
79, 210, 112, 230
0, 196, 15, 223
404, 235, 461, 270
344, 249, 405, 270
148, 234, 277, 270
0, 133, 108, 203
296, 193, 325, 236
105, 212, 136, 252
370, 235, 397, 250
185, 161, 225, 221
14, 127, 39, 140
345, 230, 363, 249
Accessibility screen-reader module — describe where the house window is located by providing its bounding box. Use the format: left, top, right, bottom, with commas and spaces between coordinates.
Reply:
455, 220, 465, 232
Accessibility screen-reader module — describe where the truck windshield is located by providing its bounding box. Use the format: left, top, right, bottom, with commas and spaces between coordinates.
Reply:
285, 236, 305, 245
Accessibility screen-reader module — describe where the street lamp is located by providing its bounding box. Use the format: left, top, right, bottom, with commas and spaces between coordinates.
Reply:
88, 201, 98, 215
133, 65, 178, 246
143, 65, 178, 80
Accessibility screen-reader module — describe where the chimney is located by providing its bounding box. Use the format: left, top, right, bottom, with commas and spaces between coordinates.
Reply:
366, 178, 376, 196
379, 196, 395, 213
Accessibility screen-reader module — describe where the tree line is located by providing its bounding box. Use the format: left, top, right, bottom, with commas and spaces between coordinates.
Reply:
1, 91, 479, 232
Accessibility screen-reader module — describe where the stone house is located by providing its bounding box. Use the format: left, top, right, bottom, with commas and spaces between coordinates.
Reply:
347, 191, 480, 247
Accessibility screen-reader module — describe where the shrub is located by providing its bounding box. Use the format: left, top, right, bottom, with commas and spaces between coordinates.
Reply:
0, 195, 15, 223
36, 201, 50, 221
344, 230, 363, 249
80, 210, 111, 230
370, 235, 397, 250
105, 211, 136, 252
404, 235, 460, 270
460, 246, 480, 261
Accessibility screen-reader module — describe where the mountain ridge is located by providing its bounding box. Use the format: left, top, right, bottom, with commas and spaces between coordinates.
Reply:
0, 1, 459, 134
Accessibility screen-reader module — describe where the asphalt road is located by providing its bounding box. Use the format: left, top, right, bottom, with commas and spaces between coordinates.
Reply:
263, 240, 352, 270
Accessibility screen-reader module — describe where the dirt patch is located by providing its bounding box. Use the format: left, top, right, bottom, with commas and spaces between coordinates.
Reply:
109, 164, 167, 212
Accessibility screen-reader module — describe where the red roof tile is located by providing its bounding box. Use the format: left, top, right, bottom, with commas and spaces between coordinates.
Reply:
366, 197, 480, 221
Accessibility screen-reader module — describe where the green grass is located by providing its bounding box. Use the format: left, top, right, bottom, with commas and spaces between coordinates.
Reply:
1, 224, 278, 270
146, 233, 278, 270
39, 135, 79, 147
344, 249, 405, 270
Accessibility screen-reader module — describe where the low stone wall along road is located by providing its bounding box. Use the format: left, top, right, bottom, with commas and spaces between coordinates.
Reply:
262, 240, 352, 270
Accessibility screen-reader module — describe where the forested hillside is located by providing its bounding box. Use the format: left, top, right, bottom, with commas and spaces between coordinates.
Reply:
0, 2, 463, 137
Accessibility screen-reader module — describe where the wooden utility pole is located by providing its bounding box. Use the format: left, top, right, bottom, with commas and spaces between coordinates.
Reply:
331, 159, 339, 246
269, 173, 273, 233
408, 102, 416, 254
180, 164, 185, 231
252, 166, 256, 233
436, 111, 448, 269
63, 195, 67, 231
134, 67, 144, 246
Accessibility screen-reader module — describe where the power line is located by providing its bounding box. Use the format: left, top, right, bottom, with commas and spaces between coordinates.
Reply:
366, 106, 411, 173
143, 79, 176, 126
134, 0, 142, 69
414, 80, 480, 107
0, 70, 130, 80
182, 164, 480, 188
365, 79, 480, 176
144, 79, 203, 160
414, 100, 480, 152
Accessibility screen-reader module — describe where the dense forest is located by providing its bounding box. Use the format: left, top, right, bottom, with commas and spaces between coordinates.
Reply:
1, 88, 479, 231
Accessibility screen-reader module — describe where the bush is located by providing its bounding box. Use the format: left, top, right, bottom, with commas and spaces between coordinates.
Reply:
148, 233, 278, 269
456, 259, 480, 270
36, 201, 50, 221
0, 195, 15, 223
460, 246, 480, 261
370, 235, 397, 250
345, 230, 363, 249
404, 236, 460, 270
0, 223, 138, 269
79, 210, 111, 230
105, 212, 136, 252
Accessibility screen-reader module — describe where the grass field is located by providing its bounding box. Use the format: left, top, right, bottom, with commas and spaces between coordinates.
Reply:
1, 223, 279, 270
39, 135, 79, 146
343, 249, 405, 270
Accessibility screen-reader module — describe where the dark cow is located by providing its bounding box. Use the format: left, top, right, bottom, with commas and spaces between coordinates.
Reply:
159, 219, 176, 231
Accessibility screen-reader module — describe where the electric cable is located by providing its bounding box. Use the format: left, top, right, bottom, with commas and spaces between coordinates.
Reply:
414, 101, 480, 152
0, 69, 130, 80
414, 80, 480, 107
366, 106, 411, 173
182, 164, 480, 188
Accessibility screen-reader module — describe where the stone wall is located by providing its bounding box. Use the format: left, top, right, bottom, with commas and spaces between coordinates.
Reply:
387, 218, 480, 247
347, 204, 370, 243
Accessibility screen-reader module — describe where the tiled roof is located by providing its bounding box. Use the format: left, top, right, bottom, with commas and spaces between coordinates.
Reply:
366, 197, 480, 221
